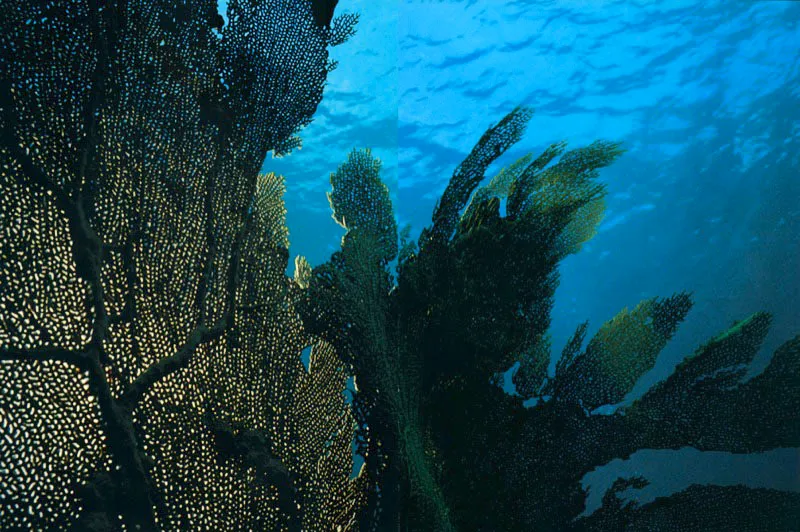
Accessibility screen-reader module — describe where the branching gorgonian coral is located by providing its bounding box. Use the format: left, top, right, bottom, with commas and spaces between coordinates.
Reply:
0, 1, 364, 529
301, 107, 799, 531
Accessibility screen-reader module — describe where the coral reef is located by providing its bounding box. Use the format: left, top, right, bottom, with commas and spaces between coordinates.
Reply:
1, 1, 797, 529
301, 108, 800, 530
0, 1, 363, 529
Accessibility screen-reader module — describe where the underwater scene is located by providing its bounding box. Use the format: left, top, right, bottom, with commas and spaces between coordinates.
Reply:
0, 0, 797, 530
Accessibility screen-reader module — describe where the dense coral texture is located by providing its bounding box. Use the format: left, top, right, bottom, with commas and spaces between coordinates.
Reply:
0, 1, 363, 529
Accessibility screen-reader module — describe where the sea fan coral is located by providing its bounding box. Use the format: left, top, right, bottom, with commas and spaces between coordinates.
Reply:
301, 108, 800, 530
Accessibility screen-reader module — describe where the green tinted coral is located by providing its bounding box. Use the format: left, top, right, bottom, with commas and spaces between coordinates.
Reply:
305, 108, 800, 530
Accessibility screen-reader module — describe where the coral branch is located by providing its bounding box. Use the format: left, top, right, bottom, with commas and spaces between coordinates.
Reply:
0, 345, 90, 369
120, 217, 250, 410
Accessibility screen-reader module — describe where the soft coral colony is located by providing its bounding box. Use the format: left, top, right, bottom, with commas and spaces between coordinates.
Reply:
301, 105, 800, 530
0, 1, 798, 531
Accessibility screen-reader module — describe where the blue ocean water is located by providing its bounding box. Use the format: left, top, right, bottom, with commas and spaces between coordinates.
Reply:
260, 0, 798, 514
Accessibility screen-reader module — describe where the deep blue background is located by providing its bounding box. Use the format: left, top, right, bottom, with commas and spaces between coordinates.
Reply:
245, 0, 799, 514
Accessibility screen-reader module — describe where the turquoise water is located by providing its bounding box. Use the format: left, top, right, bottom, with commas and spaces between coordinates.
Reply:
262, 0, 799, 512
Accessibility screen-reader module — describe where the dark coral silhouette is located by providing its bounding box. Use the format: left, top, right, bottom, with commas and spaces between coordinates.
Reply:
301, 108, 800, 530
